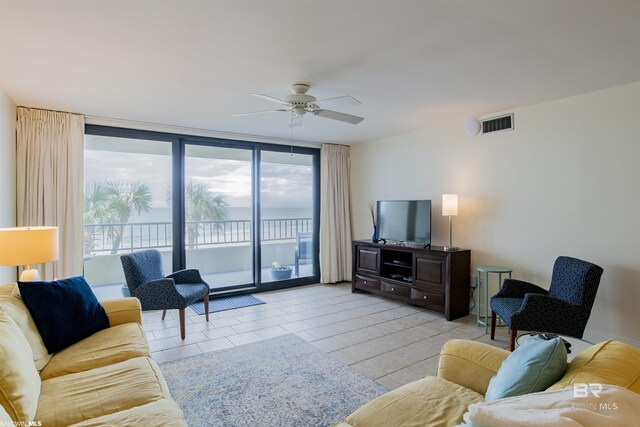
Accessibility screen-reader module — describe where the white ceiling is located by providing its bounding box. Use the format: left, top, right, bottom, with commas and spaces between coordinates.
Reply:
1, 0, 639, 145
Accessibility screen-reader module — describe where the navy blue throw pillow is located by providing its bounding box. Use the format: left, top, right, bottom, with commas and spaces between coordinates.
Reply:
18, 276, 110, 353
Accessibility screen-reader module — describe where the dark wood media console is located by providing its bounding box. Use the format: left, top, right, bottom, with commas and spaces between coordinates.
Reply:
352, 240, 471, 321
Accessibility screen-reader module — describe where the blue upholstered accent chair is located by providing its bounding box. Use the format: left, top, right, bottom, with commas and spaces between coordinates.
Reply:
120, 249, 210, 339
490, 256, 603, 351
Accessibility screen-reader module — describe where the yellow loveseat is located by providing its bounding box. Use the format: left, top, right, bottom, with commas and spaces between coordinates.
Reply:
0, 283, 187, 426
338, 338, 640, 427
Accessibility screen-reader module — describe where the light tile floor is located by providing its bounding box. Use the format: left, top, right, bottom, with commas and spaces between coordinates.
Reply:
136, 282, 512, 389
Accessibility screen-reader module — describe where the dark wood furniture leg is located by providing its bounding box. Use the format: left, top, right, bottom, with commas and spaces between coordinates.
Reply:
161, 309, 167, 320
179, 308, 186, 340
510, 329, 517, 351
490, 311, 496, 340
204, 294, 210, 322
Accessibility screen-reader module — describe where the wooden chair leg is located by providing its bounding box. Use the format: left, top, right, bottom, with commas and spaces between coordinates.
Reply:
161, 309, 167, 320
490, 311, 497, 340
179, 308, 186, 340
510, 329, 517, 351
204, 294, 210, 322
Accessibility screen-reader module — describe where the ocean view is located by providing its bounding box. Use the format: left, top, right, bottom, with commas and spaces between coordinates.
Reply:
128, 206, 313, 223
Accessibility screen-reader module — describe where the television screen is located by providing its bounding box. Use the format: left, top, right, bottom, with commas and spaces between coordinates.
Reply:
377, 200, 431, 244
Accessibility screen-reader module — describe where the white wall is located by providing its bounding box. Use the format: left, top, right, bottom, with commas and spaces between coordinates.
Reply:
351, 81, 640, 345
0, 87, 17, 283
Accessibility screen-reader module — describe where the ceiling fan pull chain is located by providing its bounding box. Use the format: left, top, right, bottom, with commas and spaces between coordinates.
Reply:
290, 114, 294, 159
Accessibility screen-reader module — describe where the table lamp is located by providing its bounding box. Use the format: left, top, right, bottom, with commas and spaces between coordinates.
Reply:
442, 194, 459, 251
0, 226, 59, 281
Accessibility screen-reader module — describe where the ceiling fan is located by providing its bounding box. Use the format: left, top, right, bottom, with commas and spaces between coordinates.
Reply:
233, 84, 364, 125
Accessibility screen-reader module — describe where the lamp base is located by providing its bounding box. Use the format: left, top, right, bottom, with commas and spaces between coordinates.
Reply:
19, 269, 41, 282
443, 246, 459, 252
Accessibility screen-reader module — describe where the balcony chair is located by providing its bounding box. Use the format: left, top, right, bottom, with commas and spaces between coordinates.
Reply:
294, 232, 313, 277
490, 256, 603, 351
120, 249, 210, 339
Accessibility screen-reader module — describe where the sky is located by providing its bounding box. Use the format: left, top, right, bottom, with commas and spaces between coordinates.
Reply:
84, 135, 313, 211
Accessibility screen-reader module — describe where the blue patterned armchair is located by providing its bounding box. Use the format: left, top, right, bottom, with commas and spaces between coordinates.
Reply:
120, 249, 210, 339
490, 256, 603, 351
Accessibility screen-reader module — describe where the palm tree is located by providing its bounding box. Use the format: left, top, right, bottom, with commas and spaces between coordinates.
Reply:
167, 182, 230, 248
84, 182, 112, 255
84, 181, 153, 254
103, 181, 153, 253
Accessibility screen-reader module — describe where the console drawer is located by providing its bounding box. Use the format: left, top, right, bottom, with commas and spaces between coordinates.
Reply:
410, 288, 445, 307
355, 275, 380, 291
381, 281, 410, 298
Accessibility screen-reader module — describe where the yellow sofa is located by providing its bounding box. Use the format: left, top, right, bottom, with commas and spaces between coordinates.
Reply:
339, 338, 640, 427
0, 283, 187, 426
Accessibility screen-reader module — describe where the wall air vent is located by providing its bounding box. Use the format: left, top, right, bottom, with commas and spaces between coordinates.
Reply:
481, 113, 514, 134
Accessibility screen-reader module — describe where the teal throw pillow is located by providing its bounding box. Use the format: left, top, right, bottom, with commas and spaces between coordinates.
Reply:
485, 335, 568, 402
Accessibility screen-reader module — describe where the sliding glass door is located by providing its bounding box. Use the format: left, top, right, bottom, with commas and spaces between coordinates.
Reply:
260, 151, 315, 283
184, 144, 254, 290
83, 126, 319, 293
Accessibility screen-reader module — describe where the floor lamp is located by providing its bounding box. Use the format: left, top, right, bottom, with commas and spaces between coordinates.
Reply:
442, 194, 459, 252
0, 226, 59, 281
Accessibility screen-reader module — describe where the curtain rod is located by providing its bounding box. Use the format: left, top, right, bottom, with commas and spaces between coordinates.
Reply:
18, 106, 83, 117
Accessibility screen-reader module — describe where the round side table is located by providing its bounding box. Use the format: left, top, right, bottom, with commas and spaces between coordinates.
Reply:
476, 265, 512, 333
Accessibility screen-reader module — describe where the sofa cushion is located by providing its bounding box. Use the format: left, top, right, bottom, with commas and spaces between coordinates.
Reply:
345, 376, 483, 427
40, 322, 150, 380
100, 297, 142, 326
547, 340, 640, 394
438, 339, 510, 396
0, 283, 51, 370
36, 356, 171, 426
67, 399, 186, 426
0, 310, 41, 422
485, 335, 567, 402
18, 276, 110, 353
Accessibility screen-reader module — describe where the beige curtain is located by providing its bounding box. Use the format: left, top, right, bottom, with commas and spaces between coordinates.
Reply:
320, 144, 352, 283
16, 107, 84, 280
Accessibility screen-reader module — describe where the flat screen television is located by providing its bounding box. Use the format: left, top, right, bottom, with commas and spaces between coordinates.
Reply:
377, 200, 431, 244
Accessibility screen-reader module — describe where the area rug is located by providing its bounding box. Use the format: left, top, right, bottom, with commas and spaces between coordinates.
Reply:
160, 334, 388, 427
190, 294, 265, 315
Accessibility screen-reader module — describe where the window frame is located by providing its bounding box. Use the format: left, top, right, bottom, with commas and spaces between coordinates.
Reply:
84, 124, 321, 293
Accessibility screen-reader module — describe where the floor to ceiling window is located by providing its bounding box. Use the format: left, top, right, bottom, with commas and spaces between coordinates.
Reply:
260, 151, 315, 283
83, 135, 173, 287
83, 126, 320, 294
183, 144, 254, 290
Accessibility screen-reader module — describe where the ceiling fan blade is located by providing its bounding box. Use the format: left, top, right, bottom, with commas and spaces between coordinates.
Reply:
313, 95, 361, 108
314, 109, 364, 124
232, 109, 287, 117
250, 93, 289, 105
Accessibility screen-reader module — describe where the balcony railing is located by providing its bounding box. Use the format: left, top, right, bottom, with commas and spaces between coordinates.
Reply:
84, 217, 313, 255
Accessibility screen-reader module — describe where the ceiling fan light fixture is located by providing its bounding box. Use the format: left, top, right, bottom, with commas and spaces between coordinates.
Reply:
292, 106, 306, 116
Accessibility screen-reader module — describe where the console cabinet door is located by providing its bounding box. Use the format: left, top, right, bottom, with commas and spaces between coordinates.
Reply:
414, 255, 446, 292
356, 247, 380, 275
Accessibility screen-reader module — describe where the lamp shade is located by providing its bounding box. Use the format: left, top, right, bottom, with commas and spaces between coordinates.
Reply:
0, 227, 59, 266
442, 194, 459, 216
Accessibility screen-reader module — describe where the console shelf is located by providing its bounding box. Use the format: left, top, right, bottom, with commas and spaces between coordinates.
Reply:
352, 240, 471, 321
382, 262, 412, 269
